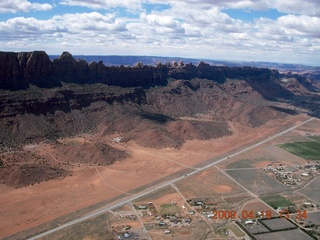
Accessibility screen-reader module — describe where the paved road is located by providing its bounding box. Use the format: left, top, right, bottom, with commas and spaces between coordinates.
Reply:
27, 117, 315, 240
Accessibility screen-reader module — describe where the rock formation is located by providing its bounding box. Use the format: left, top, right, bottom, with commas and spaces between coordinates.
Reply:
0, 51, 285, 92
0, 51, 168, 89
0, 51, 319, 188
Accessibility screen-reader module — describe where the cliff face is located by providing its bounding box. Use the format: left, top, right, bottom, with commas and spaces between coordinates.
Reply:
1, 50, 318, 148
0, 51, 168, 89
1, 51, 320, 192
167, 61, 276, 83
0, 51, 281, 91
0, 52, 27, 90
17, 51, 52, 86
0, 86, 146, 118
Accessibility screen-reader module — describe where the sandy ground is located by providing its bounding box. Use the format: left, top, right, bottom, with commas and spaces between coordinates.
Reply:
239, 199, 278, 219
0, 114, 312, 238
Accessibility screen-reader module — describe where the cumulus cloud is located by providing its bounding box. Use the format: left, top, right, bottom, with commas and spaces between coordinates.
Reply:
0, 17, 59, 40
252, 14, 320, 42
148, 0, 320, 16
125, 11, 186, 45
277, 15, 320, 37
53, 12, 127, 33
58, 0, 320, 18
0, 0, 319, 64
0, 0, 52, 13
60, 0, 143, 10
267, 0, 320, 17
0, 11, 128, 43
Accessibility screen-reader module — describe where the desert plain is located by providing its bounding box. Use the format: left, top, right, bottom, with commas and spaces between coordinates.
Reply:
1, 113, 319, 239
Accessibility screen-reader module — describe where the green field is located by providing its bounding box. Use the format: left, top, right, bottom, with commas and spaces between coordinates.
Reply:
277, 141, 320, 160
260, 195, 293, 209
309, 135, 320, 143
159, 203, 180, 217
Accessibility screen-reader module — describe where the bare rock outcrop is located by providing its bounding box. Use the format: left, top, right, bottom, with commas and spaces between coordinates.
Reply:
0, 51, 168, 89
0, 51, 28, 89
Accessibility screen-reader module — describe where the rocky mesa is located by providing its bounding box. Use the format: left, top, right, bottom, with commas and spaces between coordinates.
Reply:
0, 51, 319, 188
0, 51, 289, 93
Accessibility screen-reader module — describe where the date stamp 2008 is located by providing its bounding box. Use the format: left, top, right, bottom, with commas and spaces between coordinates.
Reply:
210, 209, 307, 220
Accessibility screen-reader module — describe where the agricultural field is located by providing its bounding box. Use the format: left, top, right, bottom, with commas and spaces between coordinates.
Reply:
260, 218, 296, 231
159, 203, 181, 216
306, 212, 320, 225
254, 228, 314, 240
298, 177, 320, 204
242, 220, 270, 235
277, 141, 320, 160
225, 169, 288, 195
309, 135, 320, 142
278, 192, 316, 212
262, 145, 307, 165
225, 158, 266, 169
220, 144, 307, 171
260, 194, 294, 209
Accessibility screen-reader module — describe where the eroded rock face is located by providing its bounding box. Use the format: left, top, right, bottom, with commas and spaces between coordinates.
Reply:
18, 51, 53, 87
0, 51, 168, 89
0, 52, 27, 89
0, 51, 317, 148
0, 51, 282, 90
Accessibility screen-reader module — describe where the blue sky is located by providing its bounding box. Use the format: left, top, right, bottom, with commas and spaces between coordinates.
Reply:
0, 0, 319, 65
222, 9, 284, 21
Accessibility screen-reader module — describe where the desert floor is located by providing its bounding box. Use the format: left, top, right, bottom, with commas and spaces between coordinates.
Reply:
0, 114, 310, 238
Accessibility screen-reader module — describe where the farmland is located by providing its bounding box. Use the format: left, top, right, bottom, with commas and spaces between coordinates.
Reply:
254, 228, 314, 240
277, 141, 320, 160
225, 169, 288, 195
260, 218, 296, 231
260, 194, 293, 209
309, 135, 320, 142
298, 177, 320, 204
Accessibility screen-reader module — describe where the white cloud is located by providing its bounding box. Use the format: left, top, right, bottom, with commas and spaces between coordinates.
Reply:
60, 0, 143, 10
53, 12, 127, 33
266, 0, 320, 17
0, 0, 319, 65
252, 14, 320, 43
277, 15, 320, 38
0, 17, 59, 40
141, 13, 178, 28
0, 0, 52, 13
0, 11, 129, 47
148, 0, 320, 17
58, 0, 320, 18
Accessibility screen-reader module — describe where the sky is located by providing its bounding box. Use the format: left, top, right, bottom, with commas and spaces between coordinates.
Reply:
0, 0, 319, 65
